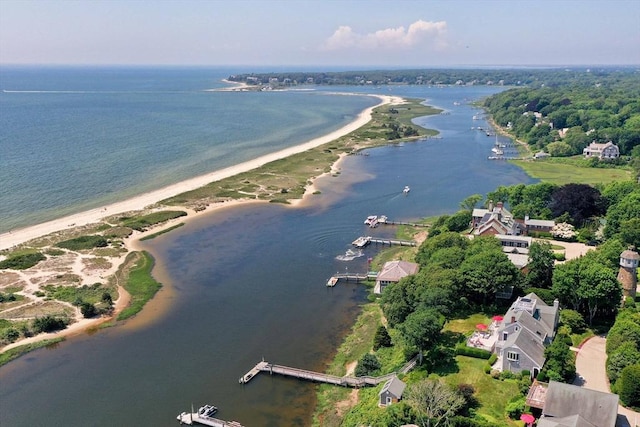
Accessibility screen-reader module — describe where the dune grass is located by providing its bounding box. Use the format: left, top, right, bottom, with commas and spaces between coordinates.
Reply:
116, 251, 162, 321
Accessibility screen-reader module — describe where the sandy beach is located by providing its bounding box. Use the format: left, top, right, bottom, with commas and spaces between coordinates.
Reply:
0, 93, 402, 252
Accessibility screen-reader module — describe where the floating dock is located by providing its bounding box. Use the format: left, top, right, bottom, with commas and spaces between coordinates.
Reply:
363, 216, 429, 228
177, 408, 244, 427
239, 360, 396, 388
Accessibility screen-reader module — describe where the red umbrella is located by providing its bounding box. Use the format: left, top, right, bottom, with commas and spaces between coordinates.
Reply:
520, 413, 535, 426
492, 315, 504, 322
476, 323, 488, 330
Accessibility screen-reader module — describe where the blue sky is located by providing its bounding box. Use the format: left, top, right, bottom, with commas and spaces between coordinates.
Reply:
1, 0, 638, 67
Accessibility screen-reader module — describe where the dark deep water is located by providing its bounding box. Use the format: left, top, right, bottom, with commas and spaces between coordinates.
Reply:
0, 85, 535, 427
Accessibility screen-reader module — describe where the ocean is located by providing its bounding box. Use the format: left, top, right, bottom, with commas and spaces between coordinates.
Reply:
0, 67, 535, 426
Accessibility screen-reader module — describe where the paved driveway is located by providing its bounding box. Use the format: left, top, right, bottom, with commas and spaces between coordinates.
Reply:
574, 336, 640, 427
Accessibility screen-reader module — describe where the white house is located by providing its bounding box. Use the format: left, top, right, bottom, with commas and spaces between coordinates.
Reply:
583, 141, 620, 159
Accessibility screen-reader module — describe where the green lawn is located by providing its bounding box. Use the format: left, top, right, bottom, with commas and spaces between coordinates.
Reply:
512, 159, 632, 185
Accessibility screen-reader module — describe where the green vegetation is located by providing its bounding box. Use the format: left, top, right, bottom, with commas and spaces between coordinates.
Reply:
512, 158, 632, 185
119, 210, 187, 231
0, 338, 65, 367
55, 235, 108, 251
116, 251, 162, 321
139, 223, 185, 241
0, 250, 46, 270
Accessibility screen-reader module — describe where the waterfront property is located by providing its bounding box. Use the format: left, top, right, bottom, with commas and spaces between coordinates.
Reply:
378, 375, 406, 407
583, 141, 620, 160
492, 293, 560, 376
471, 201, 555, 237
373, 260, 420, 294
526, 380, 619, 427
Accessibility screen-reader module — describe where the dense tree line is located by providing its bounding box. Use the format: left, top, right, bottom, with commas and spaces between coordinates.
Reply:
228, 67, 638, 89
483, 73, 640, 157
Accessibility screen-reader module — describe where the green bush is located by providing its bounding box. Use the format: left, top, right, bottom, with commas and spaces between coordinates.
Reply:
56, 235, 108, 251
373, 325, 392, 350
455, 344, 492, 359
617, 364, 640, 408
120, 210, 187, 231
488, 353, 498, 365
504, 397, 526, 419
607, 342, 640, 383
560, 309, 587, 334
32, 316, 67, 334
0, 252, 46, 270
355, 353, 381, 377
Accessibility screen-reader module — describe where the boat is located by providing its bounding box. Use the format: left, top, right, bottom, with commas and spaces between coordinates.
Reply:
326, 276, 338, 287
177, 404, 227, 426
378, 215, 388, 224
364, 215, 377, 226
403, 186, 410, 194
491, 147, 504, 156
352, 236, 372, 248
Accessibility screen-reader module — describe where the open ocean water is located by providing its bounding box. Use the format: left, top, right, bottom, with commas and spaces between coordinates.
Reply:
0, 68, 535, 426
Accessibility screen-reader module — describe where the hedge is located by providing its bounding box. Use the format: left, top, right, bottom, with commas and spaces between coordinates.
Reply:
455, 343, 492, 359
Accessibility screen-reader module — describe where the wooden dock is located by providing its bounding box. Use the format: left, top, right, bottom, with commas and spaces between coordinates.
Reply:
239, 360, 396, 388
326, 272, 377, 286
365, 215, 429, 228
177, 409, 244, 427
352, 236, 415, 248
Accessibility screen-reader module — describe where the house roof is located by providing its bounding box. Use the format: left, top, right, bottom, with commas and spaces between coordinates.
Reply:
495, 234, 533, 244
525, 218, 556, 227
503, 327, 547, 368
621, 249, 640, 260
505, 253, 530, 269
380, 375, 406, 398
542, 381, 619, 427
537, 414, 597, 427
377, 261, 419, 282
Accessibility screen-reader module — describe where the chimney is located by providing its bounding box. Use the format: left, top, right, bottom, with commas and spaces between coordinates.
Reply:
511, 316, 516, 324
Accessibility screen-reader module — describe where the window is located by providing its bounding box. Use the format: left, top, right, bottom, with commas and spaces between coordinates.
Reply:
507, 351, 519, 362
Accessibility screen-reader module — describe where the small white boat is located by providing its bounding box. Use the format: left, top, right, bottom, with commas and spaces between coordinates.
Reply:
326, 277, 338, 287
403, 186, 410, 194
364, 215, 378, 227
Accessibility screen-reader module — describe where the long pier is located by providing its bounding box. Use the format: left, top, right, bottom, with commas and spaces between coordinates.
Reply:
239, 360, 396, 387
177, 410, 244, 427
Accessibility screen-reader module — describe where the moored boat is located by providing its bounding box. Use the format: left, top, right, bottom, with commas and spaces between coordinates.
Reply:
403, 186, 410, 194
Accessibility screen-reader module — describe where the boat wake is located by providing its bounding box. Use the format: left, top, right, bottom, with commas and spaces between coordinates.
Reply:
336, 249, 364, 261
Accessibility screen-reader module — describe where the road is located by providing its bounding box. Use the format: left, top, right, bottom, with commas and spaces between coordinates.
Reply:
573, 336, 639, 427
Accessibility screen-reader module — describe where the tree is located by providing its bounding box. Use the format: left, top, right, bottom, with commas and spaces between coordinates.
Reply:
80, 301, 98, 318
444, 210, 472, 232
405, 379, 465, 427
415, 232, 469, 266
559, 309, 586, 334
552, 259, 583, 312
398, 308, 445, 364
460, 194, 483, 211
525, 241, 555, 289
577, 262, 621, 325
460, 250, 521, 305
619, 217, 640, 249
381, 280, 413, 327
373, 325, 392, 350
354, 353, 381, 377
549, 183, 605, 226
542, 333, 575, 382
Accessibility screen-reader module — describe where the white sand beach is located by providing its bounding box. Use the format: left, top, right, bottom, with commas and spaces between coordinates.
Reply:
0, 94, 403, 252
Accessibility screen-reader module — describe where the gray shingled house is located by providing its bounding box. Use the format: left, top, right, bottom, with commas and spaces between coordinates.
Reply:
531, 381, 619, 427
379, 375, 406, 407
373, 260, 419, 294
493, 293, 560, 376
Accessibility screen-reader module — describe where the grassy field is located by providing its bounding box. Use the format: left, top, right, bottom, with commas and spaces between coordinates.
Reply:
116, 251, 162, 321
512, 159, 632, 185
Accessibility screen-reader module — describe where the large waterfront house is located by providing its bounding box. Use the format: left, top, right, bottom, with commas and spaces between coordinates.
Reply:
378, 375, 406, 407
471, 202, 554, 237
493, 293, 560, 376
583, 141, 620, 160
373, 260, 419, 294
526, 380, 619, 427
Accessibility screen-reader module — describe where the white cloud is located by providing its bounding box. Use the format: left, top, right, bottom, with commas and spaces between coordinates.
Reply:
322, 20, 448, 51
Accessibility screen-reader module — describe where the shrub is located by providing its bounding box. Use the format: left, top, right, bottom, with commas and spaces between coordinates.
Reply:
504, 397, 525, 419
560, 309, 587, 334
373, 325, 392, 350
79, 302, 98, 318
617, 364, 640, 408
120, 210, 187, 231
607, 342, 640, 383
355, 353, 381, 377
488, 353, 498, 365
32, 316, 66, 334
0, 252, 46, 270
455, 344, 492, 359
56, 235, 108, 251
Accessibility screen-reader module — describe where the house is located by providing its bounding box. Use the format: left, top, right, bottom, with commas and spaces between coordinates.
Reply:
374, 261, 419, 294
471, 201, 525, 236
526, 381, 619, 427
493, 293, 560, 376
583, 141, 620, 159
379, 375, 406, 407
525, 216, 555, 234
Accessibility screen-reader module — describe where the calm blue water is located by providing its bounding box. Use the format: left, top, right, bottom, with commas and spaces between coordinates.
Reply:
0, 67, 377, 232
0, 69, 535, 427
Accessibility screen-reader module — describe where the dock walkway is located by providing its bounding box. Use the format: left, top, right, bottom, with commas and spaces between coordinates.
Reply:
240, 360, 396, 387
177, 411, 244, 427
326, 272, 377, 287
352, 236, 415, 248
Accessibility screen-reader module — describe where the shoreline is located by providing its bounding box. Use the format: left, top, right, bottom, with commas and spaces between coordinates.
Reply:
0, 93, 401, 252
0, 93, 404, 354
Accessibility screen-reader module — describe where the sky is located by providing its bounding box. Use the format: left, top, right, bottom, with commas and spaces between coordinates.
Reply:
1, 0, 639, 68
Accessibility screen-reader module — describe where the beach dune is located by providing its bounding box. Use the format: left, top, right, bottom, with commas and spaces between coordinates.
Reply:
0, 94, 401, 252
